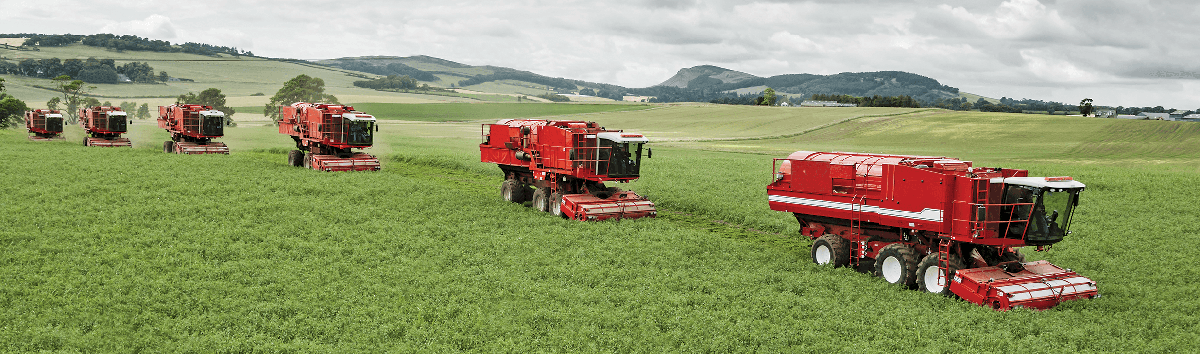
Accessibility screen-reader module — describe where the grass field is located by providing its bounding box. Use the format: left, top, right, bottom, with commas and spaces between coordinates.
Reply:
2, 106, 1199, 352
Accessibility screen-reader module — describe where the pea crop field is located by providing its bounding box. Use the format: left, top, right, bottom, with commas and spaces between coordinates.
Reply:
2, 105, 1198, 352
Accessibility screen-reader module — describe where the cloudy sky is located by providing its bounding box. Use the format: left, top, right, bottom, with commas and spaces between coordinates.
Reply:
2, 0, 1197, 108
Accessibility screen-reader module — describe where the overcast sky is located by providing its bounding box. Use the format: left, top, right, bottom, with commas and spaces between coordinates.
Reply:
2, 0, 1197, 108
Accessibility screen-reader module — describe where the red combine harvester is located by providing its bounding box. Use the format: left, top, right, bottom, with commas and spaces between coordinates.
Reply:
480, 119, 655, 221
768, 151, 1097, 310
157, 104, 229, 154
278, 102, 380, 171
79, 106, 131, 147
25, 109, 65, 141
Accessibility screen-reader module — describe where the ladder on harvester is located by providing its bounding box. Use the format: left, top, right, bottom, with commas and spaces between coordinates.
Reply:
937, 238, 953, 288
972, 178, 991, 235
850, 194, 865, 268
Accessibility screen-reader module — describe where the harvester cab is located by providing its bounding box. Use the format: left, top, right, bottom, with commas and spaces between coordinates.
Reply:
991, 177, 1085, 246
341, 113, 377, 146
198, 110, 225, 136
595, 132, 648, 178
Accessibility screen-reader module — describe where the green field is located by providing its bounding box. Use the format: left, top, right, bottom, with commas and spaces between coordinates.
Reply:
3, 106, 1199, 352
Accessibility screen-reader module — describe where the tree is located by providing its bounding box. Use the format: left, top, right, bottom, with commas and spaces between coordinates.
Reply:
761, 87, 777, 106
47, 97, 61, 111
178, 88, 237, 126
51, 75, 93, 124
263, 75, 339, 123
159, 71, 169, 82
137, 103, 151, 120
1079, 98, 1094, 116
0, 81, 29, 129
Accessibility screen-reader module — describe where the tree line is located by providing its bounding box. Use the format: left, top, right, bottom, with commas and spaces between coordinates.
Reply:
327, 61, 438, 82
807, 93, 921, 108
457, 70, 576, 90
0, 57, 171, 84
11, 33, 253, 57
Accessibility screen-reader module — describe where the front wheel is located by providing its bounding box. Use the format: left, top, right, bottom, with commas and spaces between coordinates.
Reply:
83, 137, 89, 146
916, 252, 964, 296
287, 150, 303, 167
501, 179, 526, 203
811, 234, 850, 268
163, 140, 175, 153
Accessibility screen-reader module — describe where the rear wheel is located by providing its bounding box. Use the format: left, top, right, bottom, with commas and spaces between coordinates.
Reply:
302, 153, 311, 169
287, 150, 303, 167
531, 188, 549, 212
550, 192, 565, 218
916, 252, 964, 296
163, 140, 174, 153
875, 243, 919, 288
811, 234, 850, 268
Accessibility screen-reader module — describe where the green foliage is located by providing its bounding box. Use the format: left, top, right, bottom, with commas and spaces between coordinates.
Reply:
353, 75, 419, 91
178, 88, 236, 125
1080, 98, 1094, 116
761, 87, 777, 106
809, 93, 921, 108
0, 94, 28, 129
137, 103, 150, 120
118, 62, 158, 83
50, 75, 92, 123
263, 75, 338, 123
536, 93, 570, 102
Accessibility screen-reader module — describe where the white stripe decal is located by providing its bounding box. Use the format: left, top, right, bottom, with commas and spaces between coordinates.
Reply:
768, 195, 943, 222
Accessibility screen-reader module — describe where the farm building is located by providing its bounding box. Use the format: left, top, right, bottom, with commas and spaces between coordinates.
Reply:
1138, 112, 1172, 120
1181, 114, 1200, 122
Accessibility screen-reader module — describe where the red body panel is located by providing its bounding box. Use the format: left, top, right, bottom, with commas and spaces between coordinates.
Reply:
952, 261, 1098, 310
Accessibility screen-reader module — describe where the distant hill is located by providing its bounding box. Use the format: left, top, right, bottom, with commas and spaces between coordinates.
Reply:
653, 65, 960, 103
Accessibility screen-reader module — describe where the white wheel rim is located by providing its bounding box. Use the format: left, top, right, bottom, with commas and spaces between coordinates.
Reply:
814, 245, 831, 264
551, 198, 562, 216
881, 256, 902, 283
923, 266, 945, 293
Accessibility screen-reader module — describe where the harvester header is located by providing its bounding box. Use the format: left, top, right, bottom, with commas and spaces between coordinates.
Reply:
158, 104, 229, 154
480, 119, 654, 221
768, 151, 1097, 310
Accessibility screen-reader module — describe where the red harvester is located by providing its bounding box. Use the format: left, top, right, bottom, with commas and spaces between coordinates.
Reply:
158, 104, 229, 154
480, 119, 655, 221
278, 102, 380, 171
25, 109, 65, 141
79, 106, 131, 147
768, 151, 1097, 310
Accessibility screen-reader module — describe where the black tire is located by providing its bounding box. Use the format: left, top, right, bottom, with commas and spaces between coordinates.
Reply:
531, 188, 549, 212
287, 150, 303, 167
501, 180, 525, 203
302, 153, 311, 169
811, 234, 851, 268
163, 140, 174, 154
550, 192, 566, 218
916, 252, 965, 296
83, 137, 89, 146
875, 243, 919, 288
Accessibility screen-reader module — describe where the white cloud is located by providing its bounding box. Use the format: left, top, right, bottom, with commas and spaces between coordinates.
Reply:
99, 14, 177, 39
